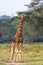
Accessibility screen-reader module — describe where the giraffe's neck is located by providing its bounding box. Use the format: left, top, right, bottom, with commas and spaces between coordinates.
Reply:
16, 18, 24, 37
19, 18, 24, 28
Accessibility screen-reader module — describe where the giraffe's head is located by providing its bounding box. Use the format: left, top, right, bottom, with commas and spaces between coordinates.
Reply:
21, 14, 24, 19
20, 14, 26, 20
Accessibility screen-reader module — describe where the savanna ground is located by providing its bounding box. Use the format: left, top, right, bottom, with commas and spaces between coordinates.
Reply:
0, 43, 43, 65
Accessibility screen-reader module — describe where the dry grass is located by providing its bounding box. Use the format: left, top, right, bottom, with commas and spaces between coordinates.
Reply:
0, 42, 43, 65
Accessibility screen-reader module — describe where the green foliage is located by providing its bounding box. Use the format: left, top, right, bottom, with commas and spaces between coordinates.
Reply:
0, 0, 43, 43
17, 0, 43, 42
0, 16, 20, 43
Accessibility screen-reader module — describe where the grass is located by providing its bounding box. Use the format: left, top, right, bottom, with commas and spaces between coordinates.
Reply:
0, 42, 43, 65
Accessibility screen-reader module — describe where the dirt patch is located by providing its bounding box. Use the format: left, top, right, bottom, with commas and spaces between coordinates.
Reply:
6, 61, 26, 65
6, 60, 43, 65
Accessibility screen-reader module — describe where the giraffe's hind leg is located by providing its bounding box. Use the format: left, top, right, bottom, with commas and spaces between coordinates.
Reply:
10, 47, 14, 60
10, 42, 15, 60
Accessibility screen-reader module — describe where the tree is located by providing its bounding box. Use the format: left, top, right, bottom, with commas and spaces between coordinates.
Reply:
17, 0, 43, 42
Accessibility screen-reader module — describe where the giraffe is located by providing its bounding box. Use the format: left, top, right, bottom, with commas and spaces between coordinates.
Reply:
10, 15, 24, 62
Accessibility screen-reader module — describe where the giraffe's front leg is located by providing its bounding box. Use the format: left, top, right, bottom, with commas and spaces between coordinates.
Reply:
13, 43, 19, 62
14, 49, 19, 62
19, 43, 22, 61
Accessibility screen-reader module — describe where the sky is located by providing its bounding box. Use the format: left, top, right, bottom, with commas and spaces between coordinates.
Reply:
0, 0, 31, 16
